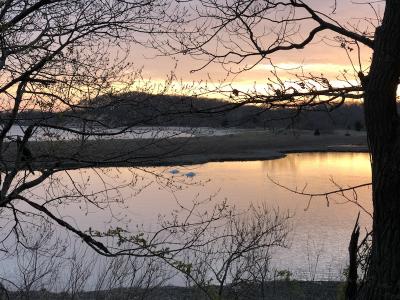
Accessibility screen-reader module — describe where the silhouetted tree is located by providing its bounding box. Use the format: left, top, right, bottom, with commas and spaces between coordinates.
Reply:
354, 120, 364, 131
0, 0, 232, 274
168, 1, 400, 298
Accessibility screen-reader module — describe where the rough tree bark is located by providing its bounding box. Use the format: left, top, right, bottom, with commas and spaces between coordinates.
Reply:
362, 1, 400, 298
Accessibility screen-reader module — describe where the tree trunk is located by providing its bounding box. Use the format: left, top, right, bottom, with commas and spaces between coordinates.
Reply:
360, 2, 400, 298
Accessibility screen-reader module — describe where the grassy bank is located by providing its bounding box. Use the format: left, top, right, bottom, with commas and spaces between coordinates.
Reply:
4, 130, 368, 170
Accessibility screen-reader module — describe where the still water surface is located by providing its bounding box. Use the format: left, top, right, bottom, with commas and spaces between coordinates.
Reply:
7, 125, 243, 140
3, 151, 371, 288
47, 152, 372, 281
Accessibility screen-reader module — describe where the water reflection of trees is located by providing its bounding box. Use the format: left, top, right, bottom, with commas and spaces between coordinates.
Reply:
0, 202, 291, 299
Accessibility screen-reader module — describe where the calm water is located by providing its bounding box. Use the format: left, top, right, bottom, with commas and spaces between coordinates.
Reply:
16, 152, 372, 282
6, 125, 244, 140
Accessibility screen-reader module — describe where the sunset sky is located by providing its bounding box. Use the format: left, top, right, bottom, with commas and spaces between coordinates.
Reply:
127, 0, 381, 96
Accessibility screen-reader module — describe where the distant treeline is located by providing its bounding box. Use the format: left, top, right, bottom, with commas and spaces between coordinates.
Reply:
4, 92, 366, 131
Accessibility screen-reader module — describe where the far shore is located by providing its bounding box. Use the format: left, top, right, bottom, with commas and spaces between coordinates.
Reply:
4, 129, 369, 170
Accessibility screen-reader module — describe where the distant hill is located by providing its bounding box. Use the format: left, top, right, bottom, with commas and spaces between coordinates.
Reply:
4, 92, 366, 131
72, 92, 365, 131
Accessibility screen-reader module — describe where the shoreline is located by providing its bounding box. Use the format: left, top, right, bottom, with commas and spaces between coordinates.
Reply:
4, 130, 369, 169
6, 281, 344, 299
134, 145, 369, 167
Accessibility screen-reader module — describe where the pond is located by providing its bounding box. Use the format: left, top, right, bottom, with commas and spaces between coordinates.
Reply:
6, 124, 246, 140
6, 152, 372, 287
